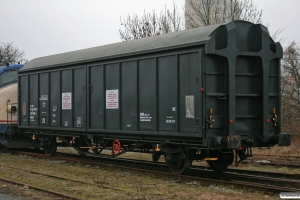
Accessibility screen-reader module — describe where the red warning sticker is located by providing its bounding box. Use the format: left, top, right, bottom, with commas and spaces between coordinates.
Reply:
106, 89, 118, 109
62, 93, 72, 109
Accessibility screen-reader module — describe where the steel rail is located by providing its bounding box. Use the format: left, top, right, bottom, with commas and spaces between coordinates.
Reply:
5, 150, 299, 193
0, 164, 130, 193
194, 165, 300, 180
0, 177, 82, 200
187, 167, 300, 189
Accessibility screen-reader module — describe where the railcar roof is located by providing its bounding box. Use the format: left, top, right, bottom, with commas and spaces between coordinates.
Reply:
21, 23, 222, 72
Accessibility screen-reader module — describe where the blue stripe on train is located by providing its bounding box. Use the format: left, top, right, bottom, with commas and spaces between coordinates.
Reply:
0, 80, 18, 89
0, 124, 8, 133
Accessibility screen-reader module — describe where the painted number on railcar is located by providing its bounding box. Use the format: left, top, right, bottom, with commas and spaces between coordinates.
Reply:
106, 89, 119, 109
166, 119, 175, 123
166, 116, 175, 123
62, 93, 72, 109
140, 113, 152, 122
30, 105, 38, 122
39, 95, 48, 101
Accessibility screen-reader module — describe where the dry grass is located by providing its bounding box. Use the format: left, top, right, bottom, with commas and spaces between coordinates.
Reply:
0, 152, 286, 200
0, 180, 66, 200
252, 145, 300, 156
253, 135, 300, 156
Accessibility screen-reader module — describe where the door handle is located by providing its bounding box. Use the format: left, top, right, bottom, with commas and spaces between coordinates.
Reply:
217, 95, 227, 100
196, 118, 199, 127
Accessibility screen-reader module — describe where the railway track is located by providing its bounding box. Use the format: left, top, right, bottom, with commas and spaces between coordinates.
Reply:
3, 149, 299, 194
0, 176, 81, 200
188, 166, 300, 190
0, 149, 138, 199
0, 162, 133, 200
0, 164, 129, 193
243, 154, 300, 167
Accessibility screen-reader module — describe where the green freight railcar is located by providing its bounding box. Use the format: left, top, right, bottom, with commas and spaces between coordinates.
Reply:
14, 21, 290, 173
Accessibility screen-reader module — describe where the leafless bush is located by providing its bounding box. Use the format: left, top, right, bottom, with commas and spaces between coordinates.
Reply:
119, 2, 184, 41
0, 42, 27, 66
185, 0, 262, 28
281, 41, 300, 140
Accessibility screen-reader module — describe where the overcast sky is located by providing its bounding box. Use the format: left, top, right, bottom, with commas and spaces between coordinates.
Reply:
1, 0, 299, 61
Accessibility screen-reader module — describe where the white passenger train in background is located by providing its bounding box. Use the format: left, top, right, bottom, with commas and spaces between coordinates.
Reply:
0, 64, 24, 135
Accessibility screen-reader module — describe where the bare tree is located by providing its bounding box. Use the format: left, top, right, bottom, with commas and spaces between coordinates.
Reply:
281, 41, 300, 138
185, 0, 262, 28
119, 3, 184, 41
271, 27, 285, 43
0, 42, 26, 66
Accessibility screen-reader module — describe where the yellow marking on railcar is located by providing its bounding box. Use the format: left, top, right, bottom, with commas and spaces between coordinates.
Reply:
204, 158, 218, 161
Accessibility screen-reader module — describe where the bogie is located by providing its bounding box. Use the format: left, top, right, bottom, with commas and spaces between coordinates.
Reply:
44, 137, 57, 156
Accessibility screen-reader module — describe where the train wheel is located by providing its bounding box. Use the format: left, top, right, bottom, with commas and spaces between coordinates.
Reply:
79, 149, 90, 155
152, 151, 161, 162
112, 140, 121, 155
168, 158, 191, 175
165, 152, 191, 175
0, 145, 8, 153
44, 138, 57, 156
207, 158, 229, 173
